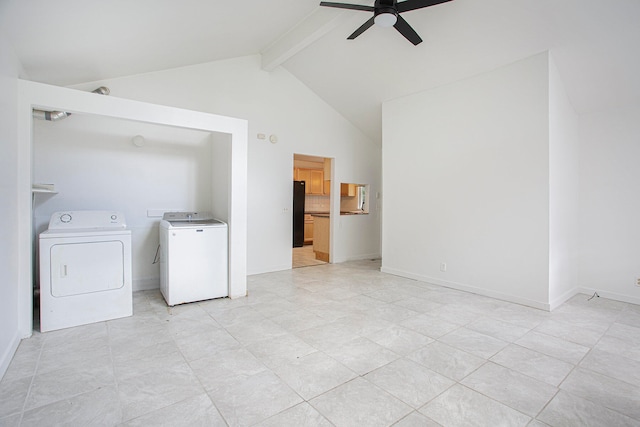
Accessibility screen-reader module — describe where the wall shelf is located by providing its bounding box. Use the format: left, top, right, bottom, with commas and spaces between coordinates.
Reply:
32, 184, 57, 194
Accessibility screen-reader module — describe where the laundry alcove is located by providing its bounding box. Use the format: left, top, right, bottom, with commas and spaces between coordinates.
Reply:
33, 114, 215, 292
18, 80, 248, 337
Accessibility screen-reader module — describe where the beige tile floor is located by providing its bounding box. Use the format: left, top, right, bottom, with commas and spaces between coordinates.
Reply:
2, 259, 640, 426
292, 245, 326, 269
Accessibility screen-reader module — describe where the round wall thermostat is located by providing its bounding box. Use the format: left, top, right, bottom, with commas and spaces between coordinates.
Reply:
269, 135, 278, 144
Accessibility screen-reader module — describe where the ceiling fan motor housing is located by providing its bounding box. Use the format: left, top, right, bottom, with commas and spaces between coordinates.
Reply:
374, 7, 398, 17
374, 0, 398, 26
375, 0, 398, 15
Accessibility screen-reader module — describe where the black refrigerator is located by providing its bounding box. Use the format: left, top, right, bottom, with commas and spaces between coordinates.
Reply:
293, 181, 306, 247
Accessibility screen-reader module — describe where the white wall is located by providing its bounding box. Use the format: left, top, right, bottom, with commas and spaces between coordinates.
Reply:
578, 105, 640, 305
33, 115, 215, 291
332, 154, 382, 263
382, 53, 551, 309
548, 55, 580, 308
0, 34, 22, 378
71, 55, 381, 274
211, 132, 232, 223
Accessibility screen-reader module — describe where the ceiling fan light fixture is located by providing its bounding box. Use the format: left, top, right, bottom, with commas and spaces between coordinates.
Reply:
319, 0, 453, 45
374, 12, 397, 28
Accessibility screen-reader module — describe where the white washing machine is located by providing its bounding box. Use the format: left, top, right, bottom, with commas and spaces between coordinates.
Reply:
159, 212, 228, 306
39, 210, 132, 332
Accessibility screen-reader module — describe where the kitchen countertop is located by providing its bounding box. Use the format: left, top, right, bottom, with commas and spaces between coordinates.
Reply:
308, 211, 367, 217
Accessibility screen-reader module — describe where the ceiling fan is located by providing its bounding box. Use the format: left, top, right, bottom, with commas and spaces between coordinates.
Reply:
319, 0, 452, 45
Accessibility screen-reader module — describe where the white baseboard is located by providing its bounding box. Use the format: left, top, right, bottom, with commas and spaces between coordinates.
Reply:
229, 292, 248, 299
247, 264, 291, 276
576, 287, 640, 306
380, 266, 551, 311
338, 253, 381, 263
549, 287, 580, 311
0, 332, 21, 381
248, 254, 381, 276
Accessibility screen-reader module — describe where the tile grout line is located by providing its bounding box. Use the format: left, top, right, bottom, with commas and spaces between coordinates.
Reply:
17, 332, 45, 425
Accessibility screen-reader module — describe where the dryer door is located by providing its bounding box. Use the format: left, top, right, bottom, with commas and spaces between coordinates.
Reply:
50, 240, 125, 297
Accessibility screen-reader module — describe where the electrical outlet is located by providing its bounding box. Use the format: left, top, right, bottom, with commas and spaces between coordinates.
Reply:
636, 278, 640, 287
440, 262, 447, 272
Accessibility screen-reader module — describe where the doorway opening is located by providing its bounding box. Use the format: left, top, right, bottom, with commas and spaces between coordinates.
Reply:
292, 154, 332, 268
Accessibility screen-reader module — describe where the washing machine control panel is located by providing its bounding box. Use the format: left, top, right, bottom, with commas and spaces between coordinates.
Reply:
162, 211, 216, 222
48, 211, 127, 230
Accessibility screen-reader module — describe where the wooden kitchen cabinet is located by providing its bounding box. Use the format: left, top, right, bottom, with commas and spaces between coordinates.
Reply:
323, 158, 331, 195
312, 215, 330, 262
340, 183, 357, 196
309, 170, 324, 194
304, 214, 314, 244
295, 168, 324, 195
323, 180, 331, 195
295, 168, 311, 194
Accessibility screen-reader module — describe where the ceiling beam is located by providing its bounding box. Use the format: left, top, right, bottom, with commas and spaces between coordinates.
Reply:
261, 7, 347, 72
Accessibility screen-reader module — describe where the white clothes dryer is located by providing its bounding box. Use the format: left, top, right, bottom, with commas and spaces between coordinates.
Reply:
39, 210, 132, 332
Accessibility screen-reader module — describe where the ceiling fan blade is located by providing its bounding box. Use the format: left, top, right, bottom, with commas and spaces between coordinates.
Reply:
394, 15, 423, 45
319, 2, 375, 12
348, 17, 375, 40
396, 0, 452, 13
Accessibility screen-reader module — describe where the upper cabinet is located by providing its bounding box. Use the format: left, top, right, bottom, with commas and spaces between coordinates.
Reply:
323, 158, 331, 195
323, 180, 331, 195
294, 156, 331, 196
296, 168, 311, 194
340, 183, 357, 197
309, 170, 324, 195
295, 168, 324, 195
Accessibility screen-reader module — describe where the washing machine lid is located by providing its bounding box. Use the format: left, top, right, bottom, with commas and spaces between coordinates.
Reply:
162, 211, 226, 228
165, 219, 226, 228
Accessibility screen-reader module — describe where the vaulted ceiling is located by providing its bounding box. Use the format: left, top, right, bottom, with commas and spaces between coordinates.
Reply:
2, 0, 639, 142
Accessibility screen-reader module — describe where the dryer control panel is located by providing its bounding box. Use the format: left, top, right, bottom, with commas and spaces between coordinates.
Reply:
48, 211, 127, 230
